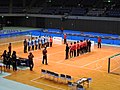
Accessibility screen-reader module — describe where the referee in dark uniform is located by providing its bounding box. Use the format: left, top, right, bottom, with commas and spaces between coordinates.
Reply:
23, 39, 27, 53
12, 51, 17, 71
8, 43, 12, 55
42, 47, 48, 65
28, 52, 34, 71
65, 43, 69, 59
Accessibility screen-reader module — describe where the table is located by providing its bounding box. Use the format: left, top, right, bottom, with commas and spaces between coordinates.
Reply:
75, 78, 91, 88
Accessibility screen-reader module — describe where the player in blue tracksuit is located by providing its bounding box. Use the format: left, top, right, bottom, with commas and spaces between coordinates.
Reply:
35, 37, 38, 50
28, 39, 31, 51
38, 36, 41, 50
31, 38, 35, 50
41, 37, 45, 48
44, 36, 48, 47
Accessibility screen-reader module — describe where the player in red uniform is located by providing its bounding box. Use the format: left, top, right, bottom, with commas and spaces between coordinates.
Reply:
69, 42, 73, 58
73, 42, 77, 57
98, 36, 101, 48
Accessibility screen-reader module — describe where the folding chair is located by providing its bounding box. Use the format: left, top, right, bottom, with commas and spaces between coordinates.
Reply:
50, 71, 55, 80
66, 75, 73, 83
60, 74, 66, 83
41, 69, 46, 78
46, 70, 51, 79
54, 72, 59, 82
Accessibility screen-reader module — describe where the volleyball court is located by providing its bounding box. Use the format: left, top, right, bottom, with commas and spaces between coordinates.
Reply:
1, 30, 120, 90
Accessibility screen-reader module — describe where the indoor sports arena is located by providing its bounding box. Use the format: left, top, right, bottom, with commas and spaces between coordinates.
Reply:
0, 0, 120, 90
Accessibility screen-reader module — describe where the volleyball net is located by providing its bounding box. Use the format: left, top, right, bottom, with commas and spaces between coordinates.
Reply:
108, 53, 120, 75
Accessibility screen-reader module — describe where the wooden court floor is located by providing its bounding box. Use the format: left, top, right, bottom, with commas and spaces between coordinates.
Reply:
0, 36, 120, 90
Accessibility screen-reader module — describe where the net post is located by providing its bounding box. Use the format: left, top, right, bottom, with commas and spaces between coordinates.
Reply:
108, 58, 110, 73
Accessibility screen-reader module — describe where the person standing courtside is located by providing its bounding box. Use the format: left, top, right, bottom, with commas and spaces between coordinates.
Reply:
1, 50, 7, 64
65, 43, 69, 59
98, 36, 101, 48
64, 34, 67, 44
28, 39, 31, 52
35, 37, 38, 50
42, 47, 48, 65
69, 42, 73, 58
50, 36, 53, 47
77, 41, 80, 56
23, 39, 27, 53
12, 51, 17, 71
6, 52, 11, 70
38, 36, 41, 50
87, 39, 91, 52
8, 43, 12, 55
31, 37, 34, 50
73, 42, 77, 57
28, 52, 34, 71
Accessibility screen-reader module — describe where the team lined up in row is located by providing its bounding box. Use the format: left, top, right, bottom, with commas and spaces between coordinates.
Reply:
23, 36, 53, 53
65, 39, 92, 59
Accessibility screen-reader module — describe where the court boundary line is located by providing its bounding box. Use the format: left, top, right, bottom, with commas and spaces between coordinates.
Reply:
31, 77, 66, 90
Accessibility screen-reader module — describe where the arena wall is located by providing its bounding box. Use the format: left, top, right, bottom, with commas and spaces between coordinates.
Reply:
0, 15, 120, 34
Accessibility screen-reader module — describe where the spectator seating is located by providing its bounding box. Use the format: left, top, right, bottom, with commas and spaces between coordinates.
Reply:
0, 30, 22, 34
87, 8, 105, 16
71, 7, 87, 16
12, 7, 25, 13
0, 6, 9, 13
27, 7, 43, 14
106, 8, 120, 17
40, 7, 56, 15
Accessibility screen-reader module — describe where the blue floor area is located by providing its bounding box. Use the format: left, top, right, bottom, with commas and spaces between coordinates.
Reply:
0, 62, 41, 90
0, 28, 120, 46
0, 76, 42, 90
0, 69, 41, 90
